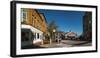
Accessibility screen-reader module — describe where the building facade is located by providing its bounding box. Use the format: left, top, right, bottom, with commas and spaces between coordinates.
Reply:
83, 12, 92, 41
21, 8, 47, 46
65, 32, 77, 40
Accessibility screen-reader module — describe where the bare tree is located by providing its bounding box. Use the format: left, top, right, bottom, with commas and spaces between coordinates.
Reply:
47, 20, 58, 44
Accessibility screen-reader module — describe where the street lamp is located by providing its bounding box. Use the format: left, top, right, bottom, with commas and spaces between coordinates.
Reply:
53, 29, 56, 39
53, 29, 56, 33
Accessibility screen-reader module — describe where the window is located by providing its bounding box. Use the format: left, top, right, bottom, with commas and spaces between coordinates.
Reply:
37, 33, 39, 39
32, 15, 34, 26
21, 32, 29, 41
34, 33, 36, 39
37, 23, 41, 30
21, 8, 27, 23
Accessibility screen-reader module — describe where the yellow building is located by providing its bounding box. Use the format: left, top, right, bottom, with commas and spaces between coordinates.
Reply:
21, 8, 47, 46
40, 13, 47, 34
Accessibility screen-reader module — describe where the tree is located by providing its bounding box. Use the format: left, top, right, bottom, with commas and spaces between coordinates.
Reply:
47, 20, 58, 44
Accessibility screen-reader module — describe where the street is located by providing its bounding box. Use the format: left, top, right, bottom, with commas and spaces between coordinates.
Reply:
21, 39, 92, 49
40, 40, 92, 48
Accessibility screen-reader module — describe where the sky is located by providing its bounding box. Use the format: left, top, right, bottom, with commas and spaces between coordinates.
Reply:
37, 9, 85, 36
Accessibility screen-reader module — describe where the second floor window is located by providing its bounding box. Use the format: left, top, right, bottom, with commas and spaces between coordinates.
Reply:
21, 8, 27, 23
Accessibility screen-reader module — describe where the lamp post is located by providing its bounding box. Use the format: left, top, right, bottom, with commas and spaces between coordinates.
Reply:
53, 29, 56, 39
49, 29, 56, 45
48, 32, 52, 45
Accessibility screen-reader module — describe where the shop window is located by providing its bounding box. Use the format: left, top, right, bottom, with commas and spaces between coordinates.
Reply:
21, 32, 29, 41
37, 33, 39, 39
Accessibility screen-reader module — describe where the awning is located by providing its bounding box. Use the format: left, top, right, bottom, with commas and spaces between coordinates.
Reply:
21, 24, 43, 34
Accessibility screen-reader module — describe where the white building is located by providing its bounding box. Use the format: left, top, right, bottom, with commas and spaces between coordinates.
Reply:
65, 32, 77, 39
21, 24, 43, 45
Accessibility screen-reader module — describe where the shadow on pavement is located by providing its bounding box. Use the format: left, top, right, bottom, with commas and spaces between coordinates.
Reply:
21, 44, 45, 49
72, 41, 92, 46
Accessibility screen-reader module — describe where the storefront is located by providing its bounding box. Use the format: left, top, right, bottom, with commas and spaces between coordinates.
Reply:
21, 24, 43, 46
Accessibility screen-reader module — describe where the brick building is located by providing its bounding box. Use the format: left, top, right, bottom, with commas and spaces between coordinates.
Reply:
21, 8, 47, 47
